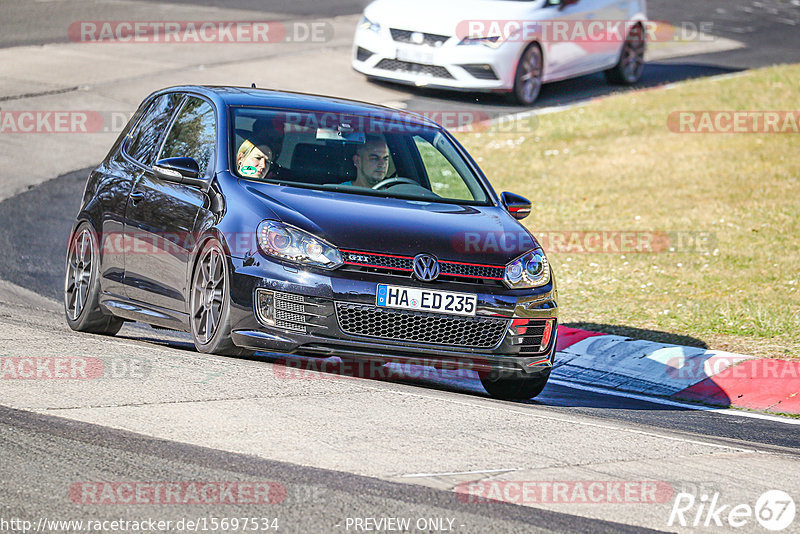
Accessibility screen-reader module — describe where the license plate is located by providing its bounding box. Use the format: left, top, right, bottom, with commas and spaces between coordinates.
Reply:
376, 284, 477, 316
395, 46, 434, 65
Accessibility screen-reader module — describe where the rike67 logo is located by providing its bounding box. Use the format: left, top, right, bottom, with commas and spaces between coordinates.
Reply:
669, 490, 796, 531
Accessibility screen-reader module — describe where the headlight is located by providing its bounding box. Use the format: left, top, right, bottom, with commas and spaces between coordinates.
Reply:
458, 35, 503, 48
257, 220, 342, 269
359, 15, 381, 34
504, 249, 550, 289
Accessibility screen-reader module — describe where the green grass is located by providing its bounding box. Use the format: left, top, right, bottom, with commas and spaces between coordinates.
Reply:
416, 140, 473, 200
458, 64, 800, 360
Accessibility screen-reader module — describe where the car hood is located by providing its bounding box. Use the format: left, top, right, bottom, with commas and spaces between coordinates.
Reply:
241, 182, 540, 265
364, 0, 538, 37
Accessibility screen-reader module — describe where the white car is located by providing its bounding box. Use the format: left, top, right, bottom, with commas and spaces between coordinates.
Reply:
352, 0, 647, 105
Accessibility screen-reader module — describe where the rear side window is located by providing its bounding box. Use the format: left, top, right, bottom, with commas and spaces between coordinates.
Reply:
159, 97, 216, 178
126, 93, 182, 166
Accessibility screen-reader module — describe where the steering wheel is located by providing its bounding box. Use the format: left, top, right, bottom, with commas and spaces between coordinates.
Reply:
371, 177, 419, 190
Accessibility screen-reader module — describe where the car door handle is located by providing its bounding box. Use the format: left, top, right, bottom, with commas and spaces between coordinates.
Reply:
129, 191, 145, 203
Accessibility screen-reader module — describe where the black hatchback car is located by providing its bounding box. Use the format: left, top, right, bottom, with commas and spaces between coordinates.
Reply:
65, 85, 558, 399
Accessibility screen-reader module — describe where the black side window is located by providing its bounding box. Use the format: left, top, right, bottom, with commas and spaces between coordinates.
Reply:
159, 97, 216, 178
126, 93, 182, 166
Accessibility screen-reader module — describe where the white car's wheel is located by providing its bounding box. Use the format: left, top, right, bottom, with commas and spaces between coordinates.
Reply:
510, 43, 543, 106
605, 24, 646, 85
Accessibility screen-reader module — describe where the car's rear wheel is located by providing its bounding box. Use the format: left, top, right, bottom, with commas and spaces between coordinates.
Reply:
64, 222, 123, 335
605, 24, 646, 85
510, 43, 543, 106
479, 368, 551, 400
190, 239, 250, 356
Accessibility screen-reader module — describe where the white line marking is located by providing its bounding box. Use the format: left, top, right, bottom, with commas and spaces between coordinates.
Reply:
364, 386, 755, 452
549, 379, 800, 426
400, 468, 519, 478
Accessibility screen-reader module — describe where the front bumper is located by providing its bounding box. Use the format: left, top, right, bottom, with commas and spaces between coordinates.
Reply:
352, 27, 523, 92
227, 257, 558, 376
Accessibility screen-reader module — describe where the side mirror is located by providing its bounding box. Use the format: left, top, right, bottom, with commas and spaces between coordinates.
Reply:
501, 192, 532, 220
153, 157, 205, 187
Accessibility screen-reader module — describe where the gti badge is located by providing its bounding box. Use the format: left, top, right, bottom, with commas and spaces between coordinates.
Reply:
413, 253, 440, 281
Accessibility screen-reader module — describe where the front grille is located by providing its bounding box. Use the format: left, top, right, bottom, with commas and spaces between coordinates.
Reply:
255, 289, 322, 334
509, 318, 556, 355
460, 64, 499, 80
390, 28, 450, 47
341, 250, 505, 284
439, 261, 504, 280
336, 302, 508, 348
276, 299, 305, 314
356, 46, 374, 62
375, 59, 454, 79
342, 251, 412, 272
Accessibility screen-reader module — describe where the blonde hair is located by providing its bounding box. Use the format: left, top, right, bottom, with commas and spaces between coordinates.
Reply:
237, 139, 272, 163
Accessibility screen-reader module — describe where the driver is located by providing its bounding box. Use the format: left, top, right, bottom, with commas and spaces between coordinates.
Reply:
350, 135, 390, 188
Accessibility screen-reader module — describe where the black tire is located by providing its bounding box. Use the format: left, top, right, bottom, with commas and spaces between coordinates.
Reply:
605, 24, 646, 85
189, 239, 250, 356
480, 368, 551, 400
509, 43, 543, 106
64, 222, 123, 335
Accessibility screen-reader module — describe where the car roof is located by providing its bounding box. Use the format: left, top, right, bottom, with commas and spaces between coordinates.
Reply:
155, 85, 438, 129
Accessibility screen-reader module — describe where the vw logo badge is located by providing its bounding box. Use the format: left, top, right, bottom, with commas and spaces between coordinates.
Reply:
413, 253, 440, 281
410, 32, 424, 45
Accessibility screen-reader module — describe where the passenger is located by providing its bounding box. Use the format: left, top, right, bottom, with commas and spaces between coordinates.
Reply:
236, 138, 273, 180
349, 135, 390, 188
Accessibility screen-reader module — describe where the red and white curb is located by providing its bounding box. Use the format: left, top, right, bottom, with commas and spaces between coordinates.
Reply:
554, 326, 800, 415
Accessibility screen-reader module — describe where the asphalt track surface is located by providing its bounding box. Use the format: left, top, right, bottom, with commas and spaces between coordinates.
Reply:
1, 1, 800, 531
0, 405, 655, 534
0, 0, 372, 49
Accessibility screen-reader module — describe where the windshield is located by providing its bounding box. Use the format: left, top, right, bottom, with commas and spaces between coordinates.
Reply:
229, 107, 490, 204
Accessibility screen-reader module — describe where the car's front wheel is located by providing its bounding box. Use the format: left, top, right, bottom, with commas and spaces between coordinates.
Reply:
64, 222, 123, 335
605, 24, 646, 85
479, 368, 551, 400
510, 43, 543, 106
189, 238, 250, 356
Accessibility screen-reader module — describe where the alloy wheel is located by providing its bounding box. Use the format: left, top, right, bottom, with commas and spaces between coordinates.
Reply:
65, 228, 94, 321
620, 26, 646, 83
516, 45, 543, 105
192, 246, 225, 344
